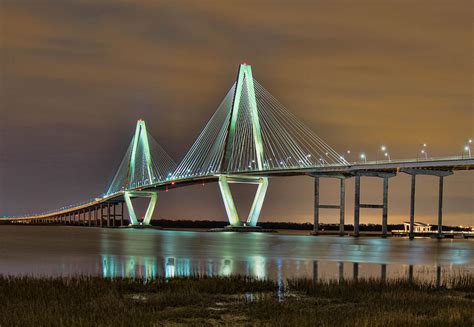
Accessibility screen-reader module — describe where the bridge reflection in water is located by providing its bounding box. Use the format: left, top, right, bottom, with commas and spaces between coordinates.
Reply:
99, 230, 467, 285
101, 254, 453, 287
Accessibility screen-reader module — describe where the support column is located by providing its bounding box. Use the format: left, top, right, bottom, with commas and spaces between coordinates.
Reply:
401, 168, 452, 239
107, 203, 111, 228
382, 176, 389, 237
124, 191, 158, 226
437, 176, 444, 238
313, 177, 319, 235
99, 205, 103, 228
311, 174, 348, 236
112, 204, 116, 227
218, 176, 268, 227
339, 178, 345, 235
409, 175, 416, 239
354, 175, 360, 237
120, 202, 124, 227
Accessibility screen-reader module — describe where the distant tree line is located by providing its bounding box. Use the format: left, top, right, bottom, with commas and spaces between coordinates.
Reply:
151, 220, 470, 231
1, 219, 469, 231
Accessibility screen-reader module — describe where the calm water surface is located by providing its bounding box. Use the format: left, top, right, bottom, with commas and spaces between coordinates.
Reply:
0, 226, 472, 283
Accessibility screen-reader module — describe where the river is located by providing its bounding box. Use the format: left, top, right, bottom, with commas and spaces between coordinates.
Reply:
0, 226, 472, 283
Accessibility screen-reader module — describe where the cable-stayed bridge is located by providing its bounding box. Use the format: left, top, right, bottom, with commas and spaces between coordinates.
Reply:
2, 64, 473, 239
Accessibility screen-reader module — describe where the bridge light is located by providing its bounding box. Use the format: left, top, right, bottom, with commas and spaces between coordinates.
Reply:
381, 145, 386, 151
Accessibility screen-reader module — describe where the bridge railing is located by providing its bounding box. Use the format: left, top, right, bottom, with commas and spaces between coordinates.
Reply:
347, 155, 471, 166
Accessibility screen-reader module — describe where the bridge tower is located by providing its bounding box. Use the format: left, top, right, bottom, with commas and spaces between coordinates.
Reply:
218, 64, 268, 227
173, 63, 346, 228
107, 120, 176, 226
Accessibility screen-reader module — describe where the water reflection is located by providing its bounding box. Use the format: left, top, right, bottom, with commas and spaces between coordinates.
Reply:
97, 228, 472, 286
0, 226, 471, 283
100, 253, 459, 288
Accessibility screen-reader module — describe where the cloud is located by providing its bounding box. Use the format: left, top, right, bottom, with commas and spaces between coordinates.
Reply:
0, 0, 472, 222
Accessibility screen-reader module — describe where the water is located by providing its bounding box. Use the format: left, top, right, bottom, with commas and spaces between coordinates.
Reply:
0, 226, 472, 283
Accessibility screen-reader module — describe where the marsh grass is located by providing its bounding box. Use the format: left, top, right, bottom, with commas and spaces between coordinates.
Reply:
0, 274, 472, 326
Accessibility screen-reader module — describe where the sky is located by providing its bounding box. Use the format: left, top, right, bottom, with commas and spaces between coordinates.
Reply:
0, 0, 472, 226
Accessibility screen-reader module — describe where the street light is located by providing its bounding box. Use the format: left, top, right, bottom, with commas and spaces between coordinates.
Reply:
464, 145, 471, 157
418, 143, 428, 160
384, 152, 391, 161
379, 145, 388, 162
420, 149, 427, 159
345, 150, 351, 163
360, 153, 367, 163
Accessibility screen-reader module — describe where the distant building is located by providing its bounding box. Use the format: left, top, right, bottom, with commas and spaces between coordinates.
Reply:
403, 221, 431, 233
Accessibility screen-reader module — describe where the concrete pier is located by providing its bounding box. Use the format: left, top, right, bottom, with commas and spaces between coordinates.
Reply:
353, 171, 395, 237
410, 174, 416, 239
437, 176, 444, 238
354, 175, 360, 237
311, 173, 349, 235
401, 168, 453, 239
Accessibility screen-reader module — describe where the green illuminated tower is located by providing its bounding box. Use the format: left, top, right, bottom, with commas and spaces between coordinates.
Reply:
218, 64, 269, 227
107, 119, 176, 226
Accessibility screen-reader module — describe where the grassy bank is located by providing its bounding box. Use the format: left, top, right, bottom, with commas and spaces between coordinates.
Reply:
0, 275, 472, 326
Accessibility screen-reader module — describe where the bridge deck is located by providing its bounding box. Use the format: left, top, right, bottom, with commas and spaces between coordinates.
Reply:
3, 157, 473, 221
